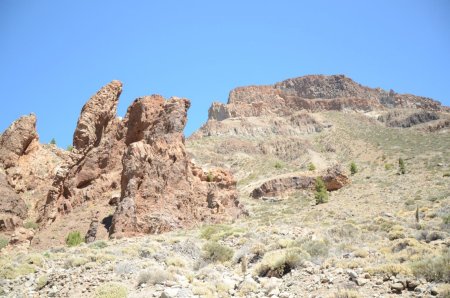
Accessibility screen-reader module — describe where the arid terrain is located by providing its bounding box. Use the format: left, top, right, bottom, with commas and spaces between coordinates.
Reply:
1, 75, 449, 298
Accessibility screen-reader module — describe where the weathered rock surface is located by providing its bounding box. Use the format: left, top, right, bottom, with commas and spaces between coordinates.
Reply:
378, 110, 440, 128
110, 96, 243, 238
39, 80, 126, 226
0, 171, 27, 231
251, 166, 349, 199
0, 114, 38, 169
208, 75, 446, 122
36, 82, 242, 240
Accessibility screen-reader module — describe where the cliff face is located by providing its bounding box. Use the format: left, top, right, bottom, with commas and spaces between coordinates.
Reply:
208, 75, 445, 121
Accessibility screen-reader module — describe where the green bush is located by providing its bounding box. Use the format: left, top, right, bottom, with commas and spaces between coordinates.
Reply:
350, 162, 358, 175
301, 239, 330, 258
315, 177, 329, 204
410, 249, 450, 282
274, 162, 283, 169
66, 231, 83, 247
0, 236, 9, 250
398, 158, 406, 174
49, 138, 56, 145
94, 283, 127, 298
385, 163, 394, 170
66, 145, 74, 151
203, 241, 234, 263
308, 163, 316, 171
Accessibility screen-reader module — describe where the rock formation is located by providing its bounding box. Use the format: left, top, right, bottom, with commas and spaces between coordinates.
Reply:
36, 81, 243, 239
208, 75, 446, 122
109, 96, 243, 238
251, 166, 349, 199
377, 110, 440, 128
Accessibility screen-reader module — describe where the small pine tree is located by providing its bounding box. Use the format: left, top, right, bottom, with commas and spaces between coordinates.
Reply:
350, 162, 358, 175
50, 138, 56, 145
308, 163, 316, 171
315, 177, 329, 204
398, 158, 406, 174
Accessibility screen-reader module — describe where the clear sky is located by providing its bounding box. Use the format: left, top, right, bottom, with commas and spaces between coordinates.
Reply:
1, 0, 449, 148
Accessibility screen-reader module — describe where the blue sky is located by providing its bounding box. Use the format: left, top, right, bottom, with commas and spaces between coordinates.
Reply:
1, 0, 449, 148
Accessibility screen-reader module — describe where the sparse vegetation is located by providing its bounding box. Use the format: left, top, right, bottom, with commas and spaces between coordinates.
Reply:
206, 172, 213, 182
385, 163, 394, 170
94, 283, 127, 298
315, 177, 329, 204
49, 138, 56, 145
254, 247, 309, 277
202, 241, 234, 263
0, 236, 9, 250
137, 268, 174, 285
350, 162, 358, 175
334, 289, 361, 298
410, 249, 450, 282
66, 231, 83, 247
274, 161, 283, 169
308, 163, 316, 171
66, 145, 74, 151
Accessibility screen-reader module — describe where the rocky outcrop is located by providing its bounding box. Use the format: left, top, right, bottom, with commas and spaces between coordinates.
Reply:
0, 114, 38, 169
37, 82, 243, 239
109, 96, 243, 238
73, 80, 123, 152
251, 166, 349, 199
378, 110, 440, 128
207, 75, 445, 122
39, 81, 126, 225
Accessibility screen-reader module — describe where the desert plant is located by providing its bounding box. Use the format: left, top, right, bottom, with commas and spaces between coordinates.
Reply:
315, 177, 329, 204
350, 162, 358, 175
308, 163, 316, 171
398, 158, 406, 174
36, 275, 48, 290
254, 247, 309, 277
66, 231, 83, 247
66, 145, 74, 151
0, 236, 9, 250
385, 163, 394, 170
410, 249, 450, 282
203, 241, 234, 263
443, 172, 450, 177
94, 283, 127, 298
137, 268, 174, 285
274, 162, 283, 169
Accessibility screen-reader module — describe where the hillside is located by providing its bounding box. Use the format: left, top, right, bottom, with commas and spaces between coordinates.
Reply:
1, 75, 450, 297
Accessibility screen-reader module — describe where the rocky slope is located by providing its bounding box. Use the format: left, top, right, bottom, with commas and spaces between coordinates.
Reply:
1, 74, 449, 298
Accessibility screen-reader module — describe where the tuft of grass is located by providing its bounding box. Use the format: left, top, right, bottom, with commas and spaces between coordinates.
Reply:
384, 163, 394, 170
202, 241, 234, 263
410, 249, 450, 282
0, 236, 9, 250
350, 162, 358, 175
94, 283, 127, 298
200, 224, 244, 241
66, 231, 83, 247
89, 241, 108, 249
137, 268, 174, 286
254, 247, 310, 278
301, 239, 329, 259
308, 163, 316, 171
36, 275, 48, 290
274, 161, 283, 169
64, 257, 89, 268
0, 263, 36, 279
366, 263, 412, 278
